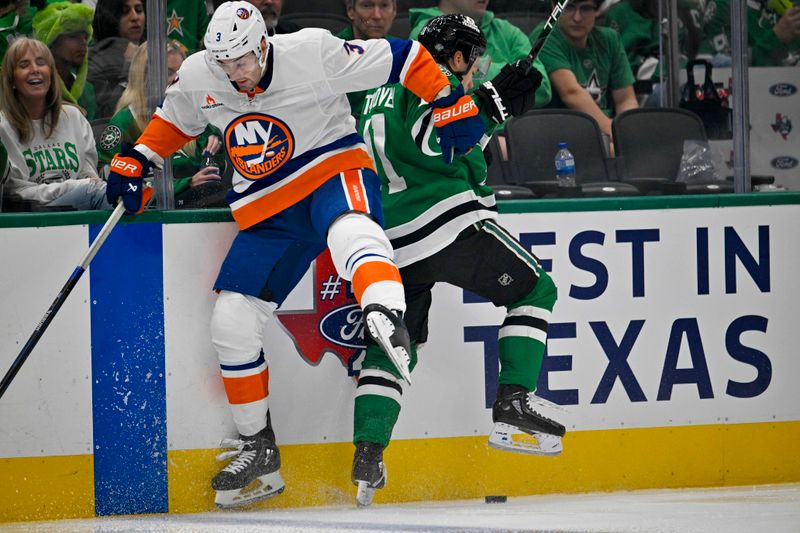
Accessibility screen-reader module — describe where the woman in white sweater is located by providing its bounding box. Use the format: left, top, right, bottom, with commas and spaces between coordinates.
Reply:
0, 37, 110, 211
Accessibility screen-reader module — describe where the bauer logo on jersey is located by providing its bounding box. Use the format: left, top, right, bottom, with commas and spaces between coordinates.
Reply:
225, 113, 295, 180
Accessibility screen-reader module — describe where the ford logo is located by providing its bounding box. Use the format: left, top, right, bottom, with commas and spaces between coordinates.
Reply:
319, 304, 366, 349
771, 156, 799, 170
769, 83, 798, 97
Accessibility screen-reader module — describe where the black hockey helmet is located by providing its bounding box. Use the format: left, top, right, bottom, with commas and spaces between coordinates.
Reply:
418, 14, 487, 77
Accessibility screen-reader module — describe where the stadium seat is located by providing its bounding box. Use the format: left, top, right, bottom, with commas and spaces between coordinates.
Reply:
612, 108, 734, 195
505, 109, 640, 198
484, 134, 536, 199
281, 12, 351, 34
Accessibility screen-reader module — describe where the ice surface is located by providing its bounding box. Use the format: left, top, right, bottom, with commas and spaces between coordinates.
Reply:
1, 483, 798, 533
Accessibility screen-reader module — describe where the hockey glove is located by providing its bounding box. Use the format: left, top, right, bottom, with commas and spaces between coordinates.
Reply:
430, 85, 485, 164
474, 60, 544, 123
106, 146, 153, 214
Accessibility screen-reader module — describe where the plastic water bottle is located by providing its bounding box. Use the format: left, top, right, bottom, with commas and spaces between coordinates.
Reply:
554, 142, 576, 187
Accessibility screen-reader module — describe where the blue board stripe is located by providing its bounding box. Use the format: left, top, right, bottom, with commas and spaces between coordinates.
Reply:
89, 222, 167, 516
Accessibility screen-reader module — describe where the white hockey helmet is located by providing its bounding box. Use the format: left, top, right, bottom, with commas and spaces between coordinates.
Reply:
204, 1, 269, 67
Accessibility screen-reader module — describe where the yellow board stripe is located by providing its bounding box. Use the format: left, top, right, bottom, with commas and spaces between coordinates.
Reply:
2, 421, 799, 523
0, 455, 94, 523
168, 421, 800, 512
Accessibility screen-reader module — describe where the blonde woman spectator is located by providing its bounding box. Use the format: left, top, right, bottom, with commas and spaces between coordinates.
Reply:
0, 38, 110, 211
96, 41, 226, 208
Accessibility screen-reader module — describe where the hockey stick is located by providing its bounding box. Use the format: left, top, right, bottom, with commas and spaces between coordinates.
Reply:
0, 201, 127, 400
520, 0, 571, 72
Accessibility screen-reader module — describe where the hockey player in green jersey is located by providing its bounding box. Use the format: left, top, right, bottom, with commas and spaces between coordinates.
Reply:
351, 14, 565, 507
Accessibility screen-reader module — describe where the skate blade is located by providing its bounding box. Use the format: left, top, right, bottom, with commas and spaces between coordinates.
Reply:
488, 423, 562, 456
356, 480, 376, 507
365, 314, 412, 385
215, 471, 286, 509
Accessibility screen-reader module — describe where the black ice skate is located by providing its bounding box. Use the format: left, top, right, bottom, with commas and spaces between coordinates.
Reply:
212, 421, 284, 509
363, 304, 412, 385
489, 384, 566, 456
352, 441, 387, 507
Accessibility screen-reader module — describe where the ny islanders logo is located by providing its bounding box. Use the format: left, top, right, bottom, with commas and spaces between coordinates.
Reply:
225, 113, 294, 180
276, 250, 365, 376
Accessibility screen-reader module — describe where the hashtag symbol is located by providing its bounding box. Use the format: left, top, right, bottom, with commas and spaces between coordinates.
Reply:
319, 275, 342, 300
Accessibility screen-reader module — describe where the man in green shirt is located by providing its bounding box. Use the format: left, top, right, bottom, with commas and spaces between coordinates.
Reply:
408, 0, 551, 103
350, 14, 564, 507
699, 0, 799, 66
531, 0, 637, 146
337, 0, 397, 115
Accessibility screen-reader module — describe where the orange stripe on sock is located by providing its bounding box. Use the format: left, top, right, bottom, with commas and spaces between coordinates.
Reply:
137, 115, 196, 159
351, 261, 402, 303
342, 169, 368, 212
222, 369, 269, 405
402, 46, 449, 103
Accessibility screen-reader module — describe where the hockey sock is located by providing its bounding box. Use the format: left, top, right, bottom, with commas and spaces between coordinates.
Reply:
498, 270, 557, 391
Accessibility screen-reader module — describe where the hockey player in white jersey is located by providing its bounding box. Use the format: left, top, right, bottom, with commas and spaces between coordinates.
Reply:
104, 0, 486, 509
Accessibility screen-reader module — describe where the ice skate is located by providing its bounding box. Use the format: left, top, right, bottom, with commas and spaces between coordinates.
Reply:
363, 304, 412, 385
212, 423, 284, 509
489, 384, 566, 456
352, 441, 387, 507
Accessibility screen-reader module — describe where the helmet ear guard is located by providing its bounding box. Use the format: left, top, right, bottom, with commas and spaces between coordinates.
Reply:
204, 1, 269, 68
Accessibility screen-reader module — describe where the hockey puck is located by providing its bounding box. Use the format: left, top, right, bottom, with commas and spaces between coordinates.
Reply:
484, 495, 507, 504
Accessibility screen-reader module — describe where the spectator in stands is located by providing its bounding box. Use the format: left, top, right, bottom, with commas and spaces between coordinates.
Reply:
338, 0, 397, 114
88, 0, 145, 119
531, 0, 638, 150
699, 0, 799, 66
0, 38, 110, 211
341, 0, 396, 40
408, 0, 550, 103
96, 41, 227, 208
0, 0, 36, 62
604, 0, 703, 106
165, 0, 210, 53
32, 1, 97, 120
246, 0, 299, 35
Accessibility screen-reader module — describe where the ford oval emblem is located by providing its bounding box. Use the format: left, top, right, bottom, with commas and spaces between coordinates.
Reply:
771, 156, 799, 170
769, 83, 798, 97
319, 304, 366, 349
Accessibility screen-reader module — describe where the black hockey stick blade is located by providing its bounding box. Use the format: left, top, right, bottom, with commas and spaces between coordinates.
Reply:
0, 201, 127, 400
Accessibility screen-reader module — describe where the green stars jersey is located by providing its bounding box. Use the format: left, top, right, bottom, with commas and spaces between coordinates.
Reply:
699, 0, 799, 66
604, 0, 700, 78
0, 5, 35, 62
166, 0, 210, 53
96, 105, 217, 195
530, 23, 635, 116
358, 69, 500, 267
